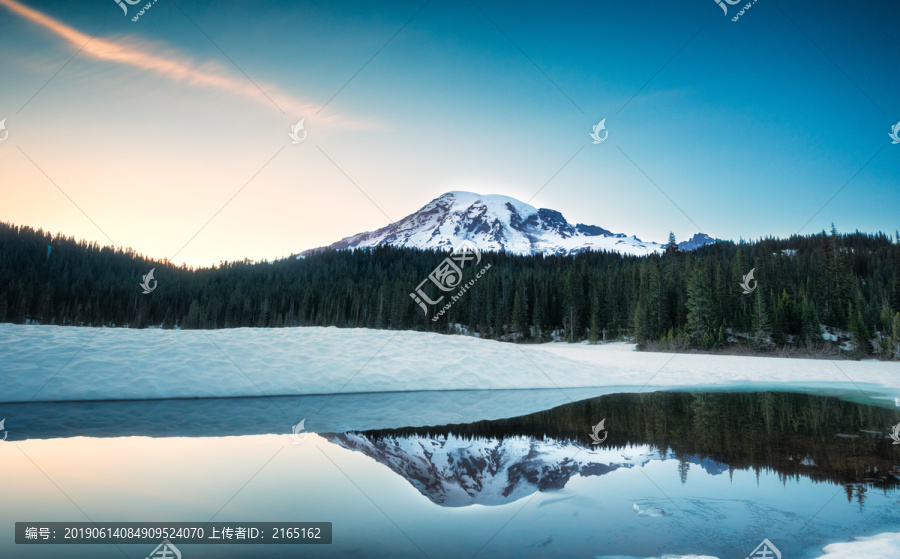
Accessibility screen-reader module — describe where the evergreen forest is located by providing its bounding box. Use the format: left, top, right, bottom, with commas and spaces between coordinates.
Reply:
2, 221, 899, 359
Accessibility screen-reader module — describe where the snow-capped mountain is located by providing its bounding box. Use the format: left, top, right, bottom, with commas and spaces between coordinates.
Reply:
301, 191, 717, 257
322, 433, 663, 507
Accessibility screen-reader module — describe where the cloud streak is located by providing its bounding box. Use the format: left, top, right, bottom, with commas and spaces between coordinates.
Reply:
0, 0, 364, 127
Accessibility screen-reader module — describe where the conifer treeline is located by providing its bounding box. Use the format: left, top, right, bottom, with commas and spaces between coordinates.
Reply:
1, 222, 899, 358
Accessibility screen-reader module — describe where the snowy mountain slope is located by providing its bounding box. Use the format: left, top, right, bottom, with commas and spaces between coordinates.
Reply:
323, 433, 663, 506
300, 191, 718, 257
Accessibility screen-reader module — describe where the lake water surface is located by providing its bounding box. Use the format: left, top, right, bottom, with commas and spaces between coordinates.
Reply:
2, 390, 899, 558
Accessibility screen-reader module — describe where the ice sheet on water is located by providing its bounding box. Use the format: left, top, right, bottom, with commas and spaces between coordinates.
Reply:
2, 324, 900, 403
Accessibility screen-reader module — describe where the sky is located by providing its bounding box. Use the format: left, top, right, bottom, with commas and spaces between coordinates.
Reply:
1, 0, 898, 267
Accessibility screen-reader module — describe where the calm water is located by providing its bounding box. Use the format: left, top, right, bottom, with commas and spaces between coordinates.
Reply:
2, 390, 900, 558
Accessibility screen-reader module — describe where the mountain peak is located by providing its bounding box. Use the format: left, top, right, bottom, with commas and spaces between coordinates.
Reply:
301, 192, 718, 257
323, 433, 661, 507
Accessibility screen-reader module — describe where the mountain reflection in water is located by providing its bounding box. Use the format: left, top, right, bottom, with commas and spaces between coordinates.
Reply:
323, 391, 900, 507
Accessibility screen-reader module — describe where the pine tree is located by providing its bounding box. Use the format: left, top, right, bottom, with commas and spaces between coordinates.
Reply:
750, 287, 771, 350
770, 290, 785, 346
685, 261, 713, 347
633, 303, 647, 348
183, 299, 201, 329
480, 291, 493, 338
880, 305, 893, 336
820, 225, 852, 327
849, 299, 869, 356
511, 290, 524, 341
563, 268, 583, 342
493, 295, 503, 340
390, 284, 406, 329
892, 312, 900, 360
714, 256, 727, 331
678, 456, 689, 485
375, 282, 386, 329
892, 244, 900, 314
802, 293, 821, 344
665, 232, 679, 257
588, 283, 601, 343
651, 258, 668, 336
532, 292, 544, 342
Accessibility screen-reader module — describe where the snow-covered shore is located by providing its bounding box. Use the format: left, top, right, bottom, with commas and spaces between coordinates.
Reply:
607, 531, 900, 559
1, 323, 899, 403
814, 532, 900, 558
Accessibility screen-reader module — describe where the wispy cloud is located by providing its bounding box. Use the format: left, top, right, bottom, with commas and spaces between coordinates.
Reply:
0, 0, 366, 127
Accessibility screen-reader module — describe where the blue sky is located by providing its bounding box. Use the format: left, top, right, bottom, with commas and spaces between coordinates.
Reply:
1, 0, 898, 266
